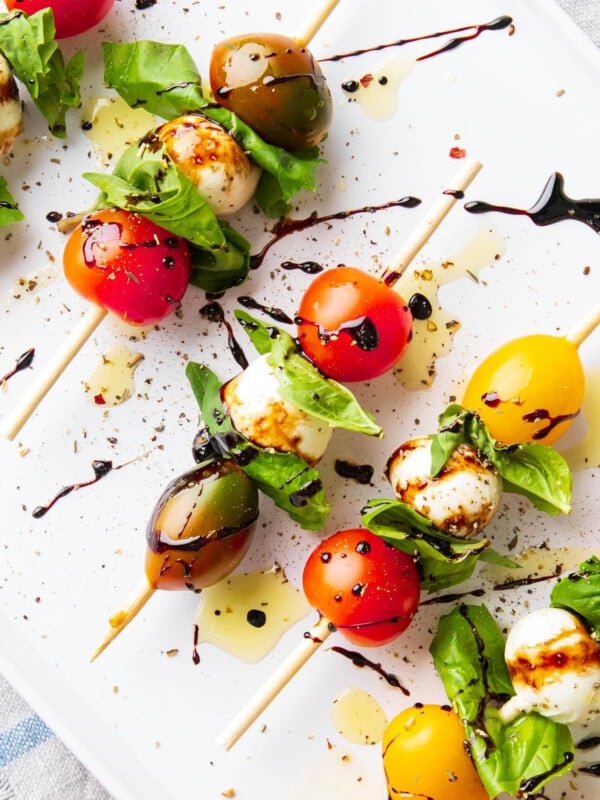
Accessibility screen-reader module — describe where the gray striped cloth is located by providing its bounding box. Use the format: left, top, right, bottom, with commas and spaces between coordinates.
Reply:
0, 1, 598, 799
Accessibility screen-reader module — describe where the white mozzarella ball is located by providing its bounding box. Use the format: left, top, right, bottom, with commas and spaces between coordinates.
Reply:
386, 436, 502, 538
156, 114, 261, 215
499, 607, 600, 725
0, 55, 23, 155
221, 354, 332, 466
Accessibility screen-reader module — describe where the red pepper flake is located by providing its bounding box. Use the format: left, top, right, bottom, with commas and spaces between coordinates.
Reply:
360, 73, 374, 88
94, 393, 106, 405
449, 147, 466, 159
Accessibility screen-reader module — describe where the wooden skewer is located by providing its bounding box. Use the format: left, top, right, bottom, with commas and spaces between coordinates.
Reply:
294, 0, 342, 47
380, 158, 483, 288
215, 615, 332, 751
215, 164, 485, 751
0, 305, 107, 441
90, 578, 156, 662
566, 306, 600, 348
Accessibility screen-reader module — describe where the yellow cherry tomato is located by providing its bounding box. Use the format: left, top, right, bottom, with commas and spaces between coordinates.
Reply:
382, 704, 489, 800
462, 334, 585, 446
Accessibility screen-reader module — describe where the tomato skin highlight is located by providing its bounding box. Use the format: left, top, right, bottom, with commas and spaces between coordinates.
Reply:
302, 528, 420, 647
296, 267, 413, 382
462, 334, 584, 445
382, 704, 490, 800
209, 32, 332, 152
5, 0, 115, 38
63, 209, 191, 326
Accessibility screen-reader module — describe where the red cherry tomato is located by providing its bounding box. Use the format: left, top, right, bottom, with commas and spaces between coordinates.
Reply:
210, 32, 332, 152
302, 528, 420, 647
63, 208, 191, 326
296, 267, 413, 382
4, 0, 115, 38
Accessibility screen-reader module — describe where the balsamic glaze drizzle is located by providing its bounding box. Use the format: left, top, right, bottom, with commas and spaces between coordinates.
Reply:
249, 197, 421, 270
237, 296, 293, 325
32, 460, 117, 518
330, 645, 410, 695
320, 16, 513, 63
465, 172, 600, 234
200, 301, 248, 369
1, 348, 35, 384
334, 459, 374, 485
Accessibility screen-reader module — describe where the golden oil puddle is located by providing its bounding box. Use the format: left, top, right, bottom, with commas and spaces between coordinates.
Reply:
194, 564, 311, 663
481, 545, 595, 588
562, 368, 600, 472
81, 95, 156, 166
342, 53, 415, 121
331, 687, 388, 745
392, 226, 506, 389
84, 344, 144, 406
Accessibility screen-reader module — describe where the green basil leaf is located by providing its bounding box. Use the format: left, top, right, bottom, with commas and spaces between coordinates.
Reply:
0, 9, 83, 137
431, 404, 572, 514
101, 40, 321, 218
361, 498, 515, 592
551, 556, 600, 637
189, 221, 250, 293
83, 140, 250, 285
185, 361, 330, 530
102, 41, 205, 120
235, 310, 383, 437
0, 177, 24, 227
431, 604, 574, 798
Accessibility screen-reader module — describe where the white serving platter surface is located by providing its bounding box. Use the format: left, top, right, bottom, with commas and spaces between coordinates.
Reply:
0, 1, 599, 798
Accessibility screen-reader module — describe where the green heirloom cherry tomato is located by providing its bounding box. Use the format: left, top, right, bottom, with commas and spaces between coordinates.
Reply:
145, 460, 259, 591
4, 0, 115, 38
63, 208, 191, 326
209, 32, 332, 152
302, 528, 420, 646
296, 266, 413, 382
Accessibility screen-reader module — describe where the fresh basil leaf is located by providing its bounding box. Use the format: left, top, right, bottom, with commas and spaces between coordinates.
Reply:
0, 9, 83, 137
494, 443, 572, 515
551, 556, 600, 637
431, 604, 574, 798
431, 404, 572, 515
234, 310, 383, 437
83, 140, 250, 286
189, 221, 250, 293
102, 41, 205, 120
361, 498, 515, 592
101, 40, 321, 217
0, 177, 24, 227
185, 361, 330, 530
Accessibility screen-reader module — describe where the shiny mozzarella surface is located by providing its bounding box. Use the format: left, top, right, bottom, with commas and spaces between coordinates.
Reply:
386, 436, 502, 538
500, 607, 600, 725
221, 354, 332, 465
156, 114, 261, 215
0, 54, 23, 155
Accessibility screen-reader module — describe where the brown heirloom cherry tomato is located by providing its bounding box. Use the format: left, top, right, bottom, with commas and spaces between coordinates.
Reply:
5, 0, 115, 38
302, 528, 420, 647
296, 266, 413, 382
382, 704, 490, 800
145, 461, 259, 591
209, 32, 332, 152
63, 208, 191, 325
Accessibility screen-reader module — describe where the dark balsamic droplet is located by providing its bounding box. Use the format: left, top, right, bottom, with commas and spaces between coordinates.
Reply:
331, 646, 410, 694
237, 296, 293, 325
246, 609, 267, 628
32, 459, 117, 518
46, 211, 63, 223
200, 302, 248, 370
408, 293, 433, 320
280, 260, 324, 274
355, 540, 371, 555
334, 459, 374, 485
1, 348, 35, 384
320, 552, 332, 563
